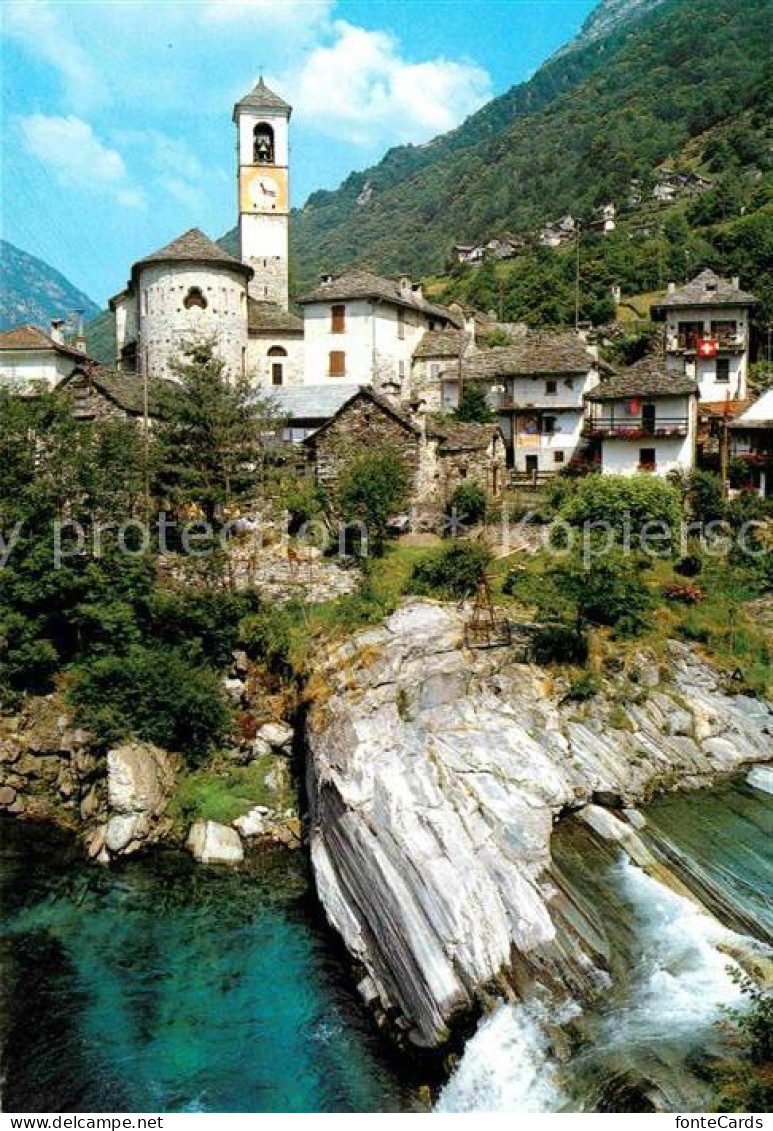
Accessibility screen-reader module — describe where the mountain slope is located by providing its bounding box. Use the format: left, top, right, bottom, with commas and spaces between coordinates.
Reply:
285, 0, 772, 294
0, 240, 100, 332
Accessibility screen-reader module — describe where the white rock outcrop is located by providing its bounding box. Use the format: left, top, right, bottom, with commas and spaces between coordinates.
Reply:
99, 743, 178, 859
306, 600, 772, 1047
187, 820, 244, 865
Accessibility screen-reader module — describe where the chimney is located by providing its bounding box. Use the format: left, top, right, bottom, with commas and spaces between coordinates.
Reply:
74, 309, 87, 352
411, 282, 424, 301
398, 274, 411, 296
610, 283, 622, 305
732, 275, 740, 290
50, 318, 65, 344
319, 272, 333, 286
667, 282, 676, 294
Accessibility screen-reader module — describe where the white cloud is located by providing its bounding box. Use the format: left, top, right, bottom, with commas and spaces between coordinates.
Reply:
20, 115, 145, 208
284, 20, 492, 145
2, 0, 104, 110
202, 0, 333, 27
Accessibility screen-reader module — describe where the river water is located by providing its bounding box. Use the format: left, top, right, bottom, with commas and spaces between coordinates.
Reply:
1, 778, 770, 1113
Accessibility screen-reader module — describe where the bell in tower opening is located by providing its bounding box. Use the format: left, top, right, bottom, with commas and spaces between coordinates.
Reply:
253, 123, 274, 164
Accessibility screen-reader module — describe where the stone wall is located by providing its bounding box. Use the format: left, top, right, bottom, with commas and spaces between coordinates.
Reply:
310, 396, 421, 494
137, 262, 249, 382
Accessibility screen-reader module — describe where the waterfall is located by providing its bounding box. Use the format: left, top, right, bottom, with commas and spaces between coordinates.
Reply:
438, 782, 771, 1114
435, 1001, 568, 1113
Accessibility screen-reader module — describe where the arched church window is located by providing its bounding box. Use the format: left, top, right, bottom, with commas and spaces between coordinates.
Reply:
268, 345, 287, 386
253, 123, 275, 165
183, 287, 207, 310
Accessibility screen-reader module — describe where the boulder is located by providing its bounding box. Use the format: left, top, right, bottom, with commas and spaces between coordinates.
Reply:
256, 721, 294, 750
0, 785, 17, 807
233, 806, 269, 838
187, 820, 244, 865
101, 743, 177, 859
107, 743, 176, 814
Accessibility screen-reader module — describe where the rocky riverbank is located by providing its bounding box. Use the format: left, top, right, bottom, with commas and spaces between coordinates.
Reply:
0, 676, 302, 865
305, 600, 773, 1048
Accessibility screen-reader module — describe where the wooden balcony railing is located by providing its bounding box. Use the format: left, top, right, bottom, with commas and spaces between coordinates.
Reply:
583, 417, 690, 439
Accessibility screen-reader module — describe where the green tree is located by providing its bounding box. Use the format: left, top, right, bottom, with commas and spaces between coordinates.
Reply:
336, 448, 411, 555
455, 383, 495, 423
156, 338, 278, 524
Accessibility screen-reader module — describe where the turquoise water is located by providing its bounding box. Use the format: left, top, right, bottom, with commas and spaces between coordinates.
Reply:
0, 818, 412, 1113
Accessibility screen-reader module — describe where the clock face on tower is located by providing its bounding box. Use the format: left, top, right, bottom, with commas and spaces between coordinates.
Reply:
240, 167, 288, 214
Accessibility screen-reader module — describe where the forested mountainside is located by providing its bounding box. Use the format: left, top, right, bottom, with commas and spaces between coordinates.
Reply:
0, 240, 100, 333
273, 0, 772, 321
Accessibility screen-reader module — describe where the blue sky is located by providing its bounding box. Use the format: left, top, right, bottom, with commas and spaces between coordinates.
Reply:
1, 0, 596, 306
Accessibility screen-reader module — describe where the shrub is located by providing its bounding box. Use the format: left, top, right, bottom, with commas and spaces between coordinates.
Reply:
564, 672, 599, 702
281, 477, 327, 533
688, 470, 725, 525
545, 548, 653, 637
69, 645, 231, 761
532, 622, 588, 664
674, 554, 703, 577
454, 384, 495, 423
336, 449, 412, 556
410, 540, 492, 600
447, 482, 487, 527
663, 582, 705, 604
238, 608, 294, 677
147, 588, 261, 668
561, 474, 682, 545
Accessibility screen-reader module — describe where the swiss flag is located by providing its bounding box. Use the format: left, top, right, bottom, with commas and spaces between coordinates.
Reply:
697, 338, 718, 358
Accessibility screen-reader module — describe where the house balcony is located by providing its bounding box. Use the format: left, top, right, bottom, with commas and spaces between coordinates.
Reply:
666, 333, 746, 354
583, 417, 690, 440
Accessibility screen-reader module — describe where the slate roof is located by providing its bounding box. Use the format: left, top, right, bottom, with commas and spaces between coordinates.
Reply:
234, 77, 292, 118
302, 386, 423, 446
297, 270, 461, 325
652, 269, 758, 310
586, 356, 698, 401
58, 366, 171, 416
462, 331, 596, 379
260, 383, 362, 422
413, 329, 470, 358
0, 324, 92, 361
133, 228, 252, 277
432, 420, 502, 452
248, 299, 303, 333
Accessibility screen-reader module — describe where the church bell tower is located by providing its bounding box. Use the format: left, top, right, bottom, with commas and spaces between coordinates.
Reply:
234, 77, 291, 309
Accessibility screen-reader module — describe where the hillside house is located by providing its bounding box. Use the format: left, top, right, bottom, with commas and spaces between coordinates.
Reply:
0, 323, 95, 394
651, 270, 758, 403
538, 215, 576, 248
457, 331, 603, 475
584, 357, 698, 477
453, 244, 485, 266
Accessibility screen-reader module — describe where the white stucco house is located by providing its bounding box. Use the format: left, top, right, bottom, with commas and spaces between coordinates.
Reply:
651, 269, 758, 404
296, 269, 462, 392
0, 323, 94, 394
452, 331, 604, 475
584, 356, 699, 478
729, 387, 773, 498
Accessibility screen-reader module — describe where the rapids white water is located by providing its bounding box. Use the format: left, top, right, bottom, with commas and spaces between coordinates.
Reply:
438, 783, 770, 1113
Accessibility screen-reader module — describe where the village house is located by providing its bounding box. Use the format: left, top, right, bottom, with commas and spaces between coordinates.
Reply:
729, 387, 773, 498
651, 269, 758, 404
589, 203, 617, 234
57, 365, 168, 423
452, 244, 486, 267
0, 322, 95, 393
454, 331, 604, 476
409, 326, 473, 412
295, 269, 461, 391
538, 215, 576, 248
303, 385, 505, 513
584, 356, 699, 478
